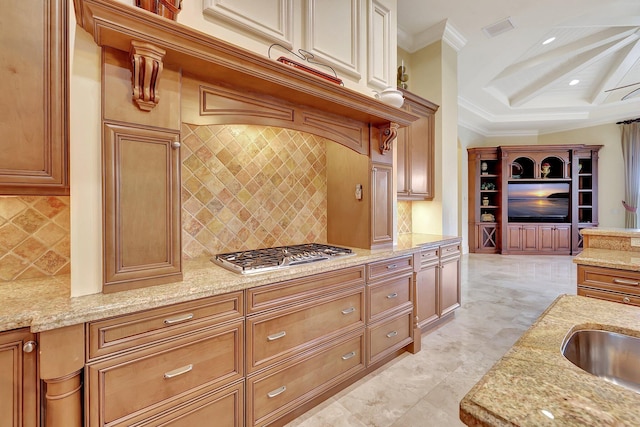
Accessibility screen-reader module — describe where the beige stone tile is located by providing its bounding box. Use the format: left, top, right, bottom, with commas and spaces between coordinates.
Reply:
33, 197, 68, 219
13, 238, 48, 262
0, 197, 27, 220
12, 209, 48, 233
34, 222, 67, 246
0, 254, 28, 281
34, 251, 68, 275
0, 223, 29, 250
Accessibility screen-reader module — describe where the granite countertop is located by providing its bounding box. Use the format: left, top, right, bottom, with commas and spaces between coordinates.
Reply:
580, 227, 640, 238
573, 248, 640, 272
460, 294, 640, 426
0, 233, 460, 333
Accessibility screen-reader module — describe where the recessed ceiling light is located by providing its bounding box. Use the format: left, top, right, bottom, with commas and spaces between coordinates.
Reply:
569, 79, 580, 86
542, 37, 556, 45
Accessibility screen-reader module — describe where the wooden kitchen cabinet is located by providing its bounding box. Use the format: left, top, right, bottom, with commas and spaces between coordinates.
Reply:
0, 328, 38, 427
397, 90, 439, 200
102, 123, 182, 292
0, 0, 68, 195
413, 241, 461, 338
245, 267, 366, 426
505, 223, 570, 254
538, 224, 571, 253
577, 264, 640, 307
365, 256, 414, 365
85, 292, 244, 427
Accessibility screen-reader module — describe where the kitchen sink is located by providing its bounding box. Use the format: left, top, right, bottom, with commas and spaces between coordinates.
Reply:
562, 329, 640, 393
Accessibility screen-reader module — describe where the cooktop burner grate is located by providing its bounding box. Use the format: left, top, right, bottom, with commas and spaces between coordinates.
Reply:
213, 243, 353, 274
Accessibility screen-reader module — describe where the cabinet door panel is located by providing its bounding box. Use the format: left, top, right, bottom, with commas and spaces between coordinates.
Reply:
0, 329, 38, 427
103, 123, 182, 292
414, 263, 438, 329
440, 256, 461, 317
0, 0, 67, 194
371, 163, 393, 245
521, 225, 538, 251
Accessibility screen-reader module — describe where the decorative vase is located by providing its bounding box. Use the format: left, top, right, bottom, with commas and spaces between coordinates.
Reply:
482, 196, 489, 206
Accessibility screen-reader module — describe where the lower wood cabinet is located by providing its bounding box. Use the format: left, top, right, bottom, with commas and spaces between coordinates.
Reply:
504, 223, 570, 254
85, 293, 244, 427
247, 331, 365, 426
577, 264, 640, 307
413, 241, 462, 333
0, 328, 38, 427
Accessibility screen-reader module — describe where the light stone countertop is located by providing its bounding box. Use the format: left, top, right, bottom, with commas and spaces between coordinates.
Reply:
580, 227, 640, 238
573, 247, 640, 271
0, 234, 460, 333
460, 294, 640, 427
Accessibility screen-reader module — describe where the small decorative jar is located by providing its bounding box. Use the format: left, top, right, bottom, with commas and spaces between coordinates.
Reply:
482, 196, 489, 206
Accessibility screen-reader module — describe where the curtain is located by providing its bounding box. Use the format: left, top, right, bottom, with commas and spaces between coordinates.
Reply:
621, 121, 640, 228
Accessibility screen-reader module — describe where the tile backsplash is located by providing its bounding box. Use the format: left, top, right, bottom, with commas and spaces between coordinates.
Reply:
398, 201, 412, 234
180, 123, 329, 259
0, 196, 70, 282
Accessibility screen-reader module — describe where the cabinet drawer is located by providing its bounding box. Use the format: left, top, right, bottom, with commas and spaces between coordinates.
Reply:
247, 332, 365, 427
415, 248, 439, 269
578, 265, 640, 296
367, 273, 413, 323
88, 292, 243, 360
86, 319, 244, 426
367, 255, 413, 281
247, 288, 364, 373
123, 381, 244, 427
440, 242, 461, 259
578, 287, 640, 307
246, 266, 365, 315
367, 308, 413, 365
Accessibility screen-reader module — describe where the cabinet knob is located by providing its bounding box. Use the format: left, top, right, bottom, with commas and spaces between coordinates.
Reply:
23, 341, 37, 353
171, 141, 181, 149
623, 297, 631, 304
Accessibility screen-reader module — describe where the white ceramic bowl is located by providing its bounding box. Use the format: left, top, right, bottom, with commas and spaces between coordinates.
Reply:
375, 88, 404, 108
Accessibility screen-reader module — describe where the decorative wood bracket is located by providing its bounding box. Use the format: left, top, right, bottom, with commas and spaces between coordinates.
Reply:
130, 41, 166, 111
379, 122, 399, 154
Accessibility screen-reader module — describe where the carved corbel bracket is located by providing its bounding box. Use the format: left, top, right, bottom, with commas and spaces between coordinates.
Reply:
379, 122, 399, 154
130, 41, 166, 111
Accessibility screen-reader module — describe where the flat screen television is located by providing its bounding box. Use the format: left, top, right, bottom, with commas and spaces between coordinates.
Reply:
507, 182, 570, 223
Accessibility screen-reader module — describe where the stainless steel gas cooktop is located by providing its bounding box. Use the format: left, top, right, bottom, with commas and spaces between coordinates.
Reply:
212, 243, 354, 274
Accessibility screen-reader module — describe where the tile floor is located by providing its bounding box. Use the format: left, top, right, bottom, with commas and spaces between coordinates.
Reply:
286, 253, 577, 427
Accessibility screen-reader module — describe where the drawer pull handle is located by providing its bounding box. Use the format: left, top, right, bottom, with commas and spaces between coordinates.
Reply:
613, 278, 640, 286
267, 331, 287, 341
386, 330, 398, 338
163, 313, 194, 324
341, 307, 356, 315
623, 297, 631, 303
163, 364, 193, 379
386, 292, 398, 299
267, 386, 286, 398
387, 264, 398, 269
341, 351, 357, 360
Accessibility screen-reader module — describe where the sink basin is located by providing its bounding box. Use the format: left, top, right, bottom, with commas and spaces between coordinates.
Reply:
562, 329, 640, 393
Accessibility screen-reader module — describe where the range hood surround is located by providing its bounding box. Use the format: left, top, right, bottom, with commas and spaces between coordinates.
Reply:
78, 0, 418, 290
73, 0, 417, 134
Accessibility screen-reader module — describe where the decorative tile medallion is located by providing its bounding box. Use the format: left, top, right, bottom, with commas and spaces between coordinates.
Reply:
398, 201, 412, 234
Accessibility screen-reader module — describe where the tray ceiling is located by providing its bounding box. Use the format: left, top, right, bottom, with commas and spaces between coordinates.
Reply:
398, 0, 640, 135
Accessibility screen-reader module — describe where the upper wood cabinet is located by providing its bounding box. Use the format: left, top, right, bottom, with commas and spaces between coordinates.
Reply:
0, 0, 68, 195
397, 90, 439, 201
0, 328, 38, 427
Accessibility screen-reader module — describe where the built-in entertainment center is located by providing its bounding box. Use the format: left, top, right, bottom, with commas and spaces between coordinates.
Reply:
468, 144, 601, 255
